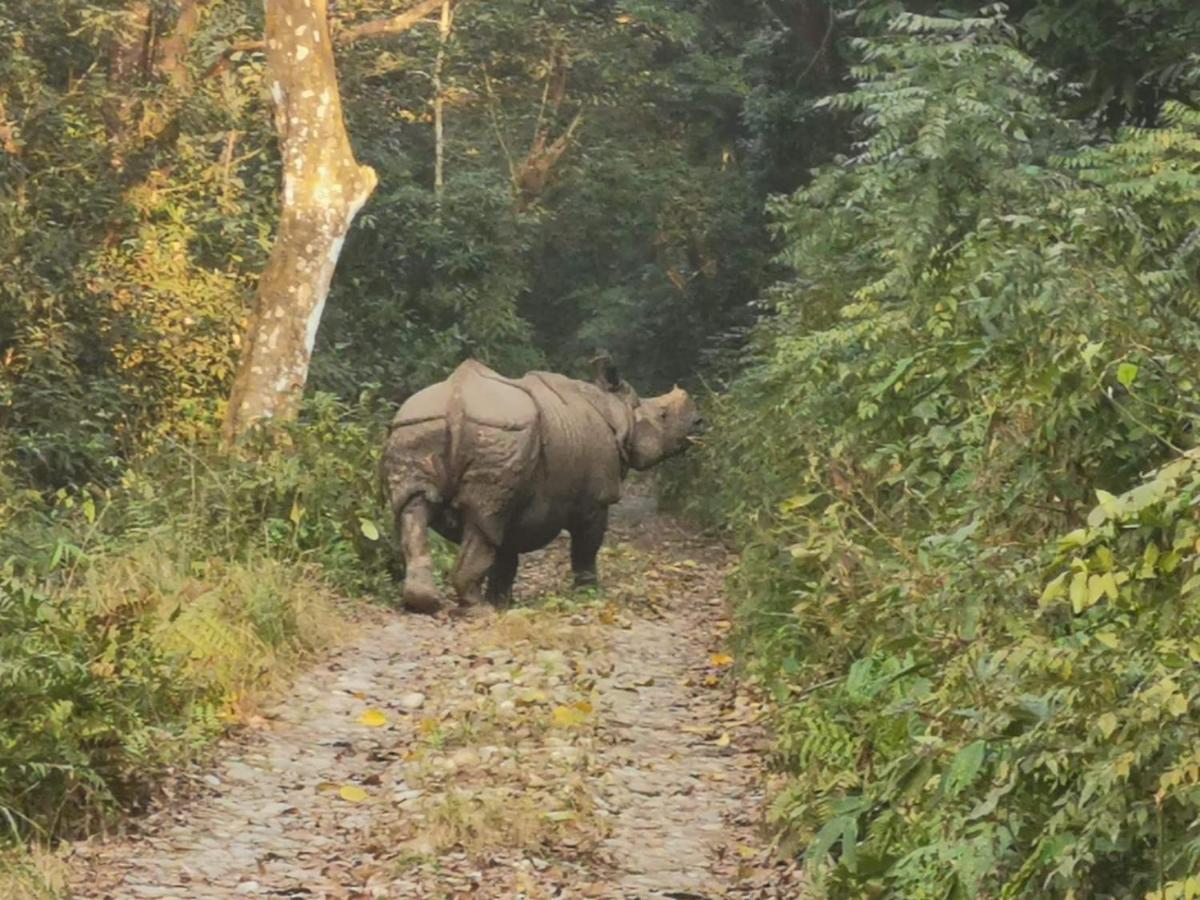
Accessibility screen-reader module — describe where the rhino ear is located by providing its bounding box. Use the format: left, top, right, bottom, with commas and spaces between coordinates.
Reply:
590, 353, 621, 392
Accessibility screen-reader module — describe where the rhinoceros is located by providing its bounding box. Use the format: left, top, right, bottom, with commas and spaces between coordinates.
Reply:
380, 356, 703, 613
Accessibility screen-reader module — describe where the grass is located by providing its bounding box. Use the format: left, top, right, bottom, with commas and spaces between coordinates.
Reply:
0, 538, 348, 842
0, 846, 68, 899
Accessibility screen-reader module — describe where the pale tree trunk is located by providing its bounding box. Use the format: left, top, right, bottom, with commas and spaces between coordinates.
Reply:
222, 0, 377, 443
432, 0, 454, 199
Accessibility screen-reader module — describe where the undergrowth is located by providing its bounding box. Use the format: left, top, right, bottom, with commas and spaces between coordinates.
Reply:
670, 11, 1200, 898
0, 393, 395, 845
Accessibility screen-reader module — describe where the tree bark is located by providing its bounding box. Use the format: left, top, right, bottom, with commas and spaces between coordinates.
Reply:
221, 0, 377, 443
433, 0, 454, 198
153, 0, 204, 91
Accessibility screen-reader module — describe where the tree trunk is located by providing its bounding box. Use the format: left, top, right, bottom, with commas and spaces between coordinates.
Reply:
222, 0, 377, 444
432, 0, 454, 199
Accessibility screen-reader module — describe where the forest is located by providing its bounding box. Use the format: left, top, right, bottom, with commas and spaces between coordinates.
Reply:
3, 0, 1200, 896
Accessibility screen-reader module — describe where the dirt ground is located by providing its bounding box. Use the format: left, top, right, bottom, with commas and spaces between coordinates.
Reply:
66, 490, 804, 899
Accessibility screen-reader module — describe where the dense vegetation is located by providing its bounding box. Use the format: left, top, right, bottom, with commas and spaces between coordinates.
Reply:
0, 0, 770, 844
677, 5, 1200, 897
5, 0, 1200, 896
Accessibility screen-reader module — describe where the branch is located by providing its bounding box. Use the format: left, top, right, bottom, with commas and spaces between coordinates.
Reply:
153, 0, 205, 90
202, 40, 267, 80
204, 0, 444, 79
335, 0, 444, 44
482, 66, 517, 185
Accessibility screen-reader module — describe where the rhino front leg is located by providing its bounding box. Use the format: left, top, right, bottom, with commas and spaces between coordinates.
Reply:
569, 508, 608, 588
451, 524, 496, 607
399, 496, 442, 615
486, 551, 519, 607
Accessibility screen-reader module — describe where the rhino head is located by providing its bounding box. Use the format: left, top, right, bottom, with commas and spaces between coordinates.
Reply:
591, 355, 705, 471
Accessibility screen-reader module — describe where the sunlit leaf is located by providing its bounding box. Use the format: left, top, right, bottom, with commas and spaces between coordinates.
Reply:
358, 709, 388, 728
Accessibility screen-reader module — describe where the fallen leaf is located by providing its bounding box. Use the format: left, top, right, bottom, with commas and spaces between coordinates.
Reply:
339, 785, 368, 803
316, 782, 341, 794
703, 675, 720, 688
552, 705, 588, 728
714, 732, 731, 748
358, 708, 388, 728
710, 653, 734, 668
543, 810, 577, 822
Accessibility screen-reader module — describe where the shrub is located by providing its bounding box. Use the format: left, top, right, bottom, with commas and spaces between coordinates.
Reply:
0, 393, 392, 842
676, 10, 1200, 896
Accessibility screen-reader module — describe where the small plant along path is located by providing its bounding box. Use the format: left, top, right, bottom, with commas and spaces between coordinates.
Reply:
68, 490, 801, 898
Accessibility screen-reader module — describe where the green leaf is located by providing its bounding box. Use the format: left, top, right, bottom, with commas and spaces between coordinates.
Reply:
1039, 572, 1067, 607
941, 740, 987, 797
359, 518, 381, 541
1117, 362, 1139, 388
1070, 572, 1088, 614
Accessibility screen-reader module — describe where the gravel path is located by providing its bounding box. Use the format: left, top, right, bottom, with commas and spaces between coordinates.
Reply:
67, 491, 801, 898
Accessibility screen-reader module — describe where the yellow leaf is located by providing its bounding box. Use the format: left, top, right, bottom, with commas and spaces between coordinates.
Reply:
703, 675, 720, 688
737, 844, 757, 859
1114, 752, 1134, 778
339, 784, 368, 803
358, 708, 388, 728
710, 653, 734, 668
1095, 631, 1120, 650
714, 732, 731, 748
418, 717, 440, 735
1169, 693, 1190, 718
1096, 712, 1119, 738
574, 700, 594, 715
551, 705, 587, 728
516, 689, 549, 706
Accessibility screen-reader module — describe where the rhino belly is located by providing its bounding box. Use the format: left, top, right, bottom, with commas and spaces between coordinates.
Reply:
502, 493, 569, 553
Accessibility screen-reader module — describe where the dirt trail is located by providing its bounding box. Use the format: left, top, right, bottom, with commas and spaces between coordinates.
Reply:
68, 491, 801, 899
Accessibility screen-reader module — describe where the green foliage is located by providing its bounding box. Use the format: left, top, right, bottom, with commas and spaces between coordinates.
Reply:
0, 520, 342, 843
676, 9, 1200, 896
0, 393, 402, 843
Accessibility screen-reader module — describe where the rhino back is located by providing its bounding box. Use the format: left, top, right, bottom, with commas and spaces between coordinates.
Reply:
517, 372, 629, 507
384, 361, 542, 547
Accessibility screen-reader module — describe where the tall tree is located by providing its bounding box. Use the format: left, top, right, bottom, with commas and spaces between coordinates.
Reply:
221, 0, 377, 442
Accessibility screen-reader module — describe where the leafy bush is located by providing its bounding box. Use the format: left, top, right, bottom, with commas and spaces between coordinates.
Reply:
0, 543, 342, 841
676, 10, 1200, 896
0, 393, 398, 842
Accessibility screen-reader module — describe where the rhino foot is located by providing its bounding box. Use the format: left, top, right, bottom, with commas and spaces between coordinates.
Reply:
402, 564, 442, 615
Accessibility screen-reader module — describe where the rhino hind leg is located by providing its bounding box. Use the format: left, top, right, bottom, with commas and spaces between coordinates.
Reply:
398, 496, 442, 614
485, 551, 519, 607
569, 508, 609, 588
450, 524, 496, 607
